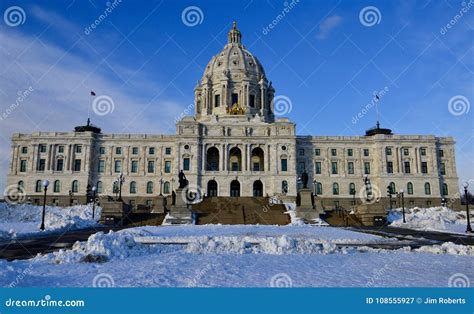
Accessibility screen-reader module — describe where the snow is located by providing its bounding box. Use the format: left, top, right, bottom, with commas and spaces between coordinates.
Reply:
0, 203, 101, 240
387, 206, 470, 234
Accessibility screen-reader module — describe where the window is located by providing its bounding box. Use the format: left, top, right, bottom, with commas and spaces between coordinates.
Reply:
389, 182, 396, 195
97, 181, 103, 193
21, 146, 28, 154
253, 162, 260, 171
298, 149, 305, 156
75, 145, 82, 153
404, 161, 411, 174
148, 161, 155, 173
316, 182, 323, 195
163, 182, 170, 194
99, 147, 105, 154
165, 147, 172, 155
131, 160, 138, 173
364, 162, 371, 175
146, 200, 153, 208
214, 94, 220, 107
363, 149, 369, 157
231, 93, 238, 105
403, 148, 409, 156
407, 182, 414, 195
20, 160, 27, 172
421, 162, 428, 174
315, 162, 321, 174
332, 183, 339, 195
146, 181, 153, 194
424, 182, 431, 195
98, 160, 105, 173
281, 180, 288, 194
347, 149, 353, 157
420, 148, 426, 156
149, 147, 155, 155
53, 180, 60, 193
249, 94, 255, 108
387, 161, 393, 174
71, 180, 79, 193
385, 147, 392, 155
56, 159, 64, 171
442, 184, 448, 196
115, 147, 122, 155
331, 149, 337, 156
231, 162, 239, 171
439, 149, 444, 157
38, 159, 46, 171
132, 147, 139, 155
183, 158, 190, 171
348, 162, 354, 174
39, 144, 46, 153
331, 162, 338, 174
281, 159, 287, 172
440, 163, 446, 175
114, 160, 122, 173
74, 159, 81, 171
314, 149, 320, 156
349, 183, 356, 195
58, 146, 64, 153
35, 180, 42, 192
130, 181, 137, 194
164, 161, 171, 173
298, 162, 305, 174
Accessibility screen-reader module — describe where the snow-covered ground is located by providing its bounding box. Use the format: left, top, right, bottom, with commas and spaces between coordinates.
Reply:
0, 203, 101, 240
387, 206, 471, 234
1, 225, 472, 288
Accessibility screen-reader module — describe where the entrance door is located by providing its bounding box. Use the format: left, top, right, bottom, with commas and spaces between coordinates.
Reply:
230, 180, 240, 197
253, 180, 263, 197
207, 180, 218, 197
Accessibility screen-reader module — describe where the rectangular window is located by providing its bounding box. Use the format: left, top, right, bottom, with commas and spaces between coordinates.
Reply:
58, 146, 64, 153
56, 159, 64, 171
440, 163, 446, 175
114, 160, 122, 173
131, 160, 138, 173
347, 149, 353, 157
99, 147, 105, 154
38, 159, 46, 171
386, 147, 392, 155
115, 147, 122, 155
231, 93, 238, 105
314, 148, 320, 156
421, 162, 428, 174
364, 162, 371, 175
439, 149, 444, 157
75, 145, 82, 153
331, 162, 338, 174
74, 159, 81, 171
331, 149, 337, 156
249, 95, 255, 108
132, 147, 138, 155
315, 162, 321, 174
98, 160, 105, 173
148, 161, 155, 173
149, 147, 155, 155
298, 162, 305, 174
253, 162, 260, 171
21, 147, 28, 154
387, 161, 393, 174
348, 161, 354, 174
420, 148, 426, 156
404, 161, 411, 174
281, 159, 287, 172
20, 160, 27, 172
39, 144, 46, 153
231, 162, 239, 171
298, 149, 305, 156
403, 148, 409, 156
214, 94, 220, 107
363, 149, 369, 157
183, 158, 190, 171
164, 161, 171, 173
165, 147, 172, 155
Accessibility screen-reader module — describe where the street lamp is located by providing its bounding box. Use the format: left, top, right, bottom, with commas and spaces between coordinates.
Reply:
68, 190, 73, 206
117, 173, 125, 201
159, 178, 163, 196
463, 182, 472, 233
363, 175, 372, 202
399, 189, 406, 223
312, 179, 317, 209
40, 180, 49, 231
91, 186, 97, 220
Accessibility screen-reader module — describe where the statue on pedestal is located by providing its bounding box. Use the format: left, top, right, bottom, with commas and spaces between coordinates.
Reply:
178, 170, 188, 189
301, 171, 309, 189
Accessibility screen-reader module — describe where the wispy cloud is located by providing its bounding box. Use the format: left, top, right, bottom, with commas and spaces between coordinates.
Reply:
316, 15, 342, 40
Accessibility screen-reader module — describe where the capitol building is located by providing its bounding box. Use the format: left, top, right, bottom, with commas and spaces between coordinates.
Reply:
6, 23, 460, 210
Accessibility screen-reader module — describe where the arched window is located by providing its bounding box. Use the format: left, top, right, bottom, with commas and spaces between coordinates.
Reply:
18, 180, 24, 191
35, 180, 42, 192
54, 180, 61, 193
146, 181, 153, 194
442, 183, 448, 196
281, 180, 288, 194
228, 147, 242, 171
407, 182, 414, 195
251, 147, 264, 171
349, 183, 356, 195
96, 181, 103, 193
424, 182, 431, 195
389, 182, 396, 195
206, 147, 219, 171
163, 181, 170, 194
316, 182, 323, 195
71, 180, 79, 193
332, 183, 339, 195
130, 181, 137, 194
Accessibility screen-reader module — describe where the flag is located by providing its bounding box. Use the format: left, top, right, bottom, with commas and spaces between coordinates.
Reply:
90, 91, 96, 96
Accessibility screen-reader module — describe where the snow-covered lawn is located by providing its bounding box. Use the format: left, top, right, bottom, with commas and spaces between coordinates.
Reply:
0, 203, 101, 240
1, 225, 472, 288
387, 206, 471, 234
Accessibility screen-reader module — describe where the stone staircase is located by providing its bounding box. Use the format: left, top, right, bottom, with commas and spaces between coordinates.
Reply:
322, 208, 364, 227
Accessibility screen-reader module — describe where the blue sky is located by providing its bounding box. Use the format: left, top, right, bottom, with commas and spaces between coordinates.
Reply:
0, 0, 472, 192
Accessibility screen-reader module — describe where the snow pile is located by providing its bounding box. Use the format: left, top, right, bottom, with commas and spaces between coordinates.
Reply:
415, 242, 474, 256
283, 202, 305, 225
387, 206, 468, 233
0, 203, 102, 239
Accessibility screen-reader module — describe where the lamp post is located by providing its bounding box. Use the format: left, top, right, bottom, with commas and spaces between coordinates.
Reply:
40, 180, 49, 231
350, 188, 356, 209
91, 186, 97, 220
399, 189, 406, 223
117, 173, 125, 201
159, 178, 163, 196
463, 182, 472, 233
312, 179, 317, 209
363, 175, 372, 202
68, 190, 73, 206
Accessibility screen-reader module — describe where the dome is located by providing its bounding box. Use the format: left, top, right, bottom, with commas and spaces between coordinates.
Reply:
194, 22, 275, 122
